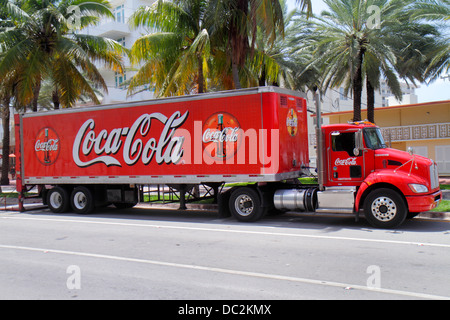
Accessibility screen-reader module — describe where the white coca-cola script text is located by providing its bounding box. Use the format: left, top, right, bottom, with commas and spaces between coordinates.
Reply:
35, 139, 59, 152
335, 157, 358, 166
72, 111, 189, 167
202, 127, 240, 143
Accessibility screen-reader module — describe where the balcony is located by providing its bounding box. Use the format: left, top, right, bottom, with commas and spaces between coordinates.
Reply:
83, 20, 130, 39
381, 123, 450, 142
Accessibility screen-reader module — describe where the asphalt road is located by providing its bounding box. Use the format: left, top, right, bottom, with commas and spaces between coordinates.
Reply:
1, 207, 450, 301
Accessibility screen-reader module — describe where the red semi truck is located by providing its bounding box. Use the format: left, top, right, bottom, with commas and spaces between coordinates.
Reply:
14, 87, 441, 228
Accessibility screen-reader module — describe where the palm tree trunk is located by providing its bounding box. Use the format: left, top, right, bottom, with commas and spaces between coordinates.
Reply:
229, 0, 248, 90
259, 64, 266, 86
232, 61, 241, 89
352, 48, 365, 122
1, 95, 11, 186
197, 55, 204, 94
32, 81, 41, 112
52, 89, 60, 109
366, 77, 375, 123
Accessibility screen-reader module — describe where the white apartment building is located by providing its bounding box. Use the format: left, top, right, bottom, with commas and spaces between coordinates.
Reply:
311, 80, 418, 115
82, 0, 155, 104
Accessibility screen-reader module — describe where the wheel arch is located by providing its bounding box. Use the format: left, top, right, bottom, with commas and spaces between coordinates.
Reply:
356, 182, 408, 212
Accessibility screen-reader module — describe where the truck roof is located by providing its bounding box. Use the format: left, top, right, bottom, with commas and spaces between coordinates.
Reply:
20, 86, 307, 118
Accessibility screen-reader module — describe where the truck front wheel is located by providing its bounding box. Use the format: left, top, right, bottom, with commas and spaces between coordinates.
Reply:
229, 187, 264, 222
363, 188, 407, 229
71, 186, 95, 214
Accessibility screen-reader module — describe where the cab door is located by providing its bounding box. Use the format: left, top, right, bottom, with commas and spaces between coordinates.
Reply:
327, 130, 365, 184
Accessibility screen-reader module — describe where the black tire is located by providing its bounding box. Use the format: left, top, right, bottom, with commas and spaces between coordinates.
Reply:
228, 187, 264, 222
363, 188, 407, 229
47, 186, 70, 213
70, 186, 95, 214
406, 212, 421, 219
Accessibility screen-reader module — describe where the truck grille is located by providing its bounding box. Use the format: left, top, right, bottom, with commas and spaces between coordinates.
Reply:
430, 162, 439, 190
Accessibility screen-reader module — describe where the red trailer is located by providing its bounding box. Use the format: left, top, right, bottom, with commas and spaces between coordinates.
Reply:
15, 87, 442, 228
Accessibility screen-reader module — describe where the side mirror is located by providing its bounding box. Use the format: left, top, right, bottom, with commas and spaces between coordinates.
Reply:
407, 147, 413, 155
355, 129, 364, 151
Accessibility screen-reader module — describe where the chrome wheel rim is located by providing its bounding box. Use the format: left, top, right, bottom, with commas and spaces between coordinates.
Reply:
371, 196, 397, 222
235, 194, 254, 216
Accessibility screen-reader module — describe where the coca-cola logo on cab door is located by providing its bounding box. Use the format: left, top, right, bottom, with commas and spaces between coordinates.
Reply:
335, 157, 358, 166
35, 127, 60, 166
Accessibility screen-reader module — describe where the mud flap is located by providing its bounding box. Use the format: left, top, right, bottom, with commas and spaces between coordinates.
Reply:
217, 187, 237, 218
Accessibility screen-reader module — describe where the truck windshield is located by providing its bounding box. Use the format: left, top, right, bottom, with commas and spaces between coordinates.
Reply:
364, 127, 387, 150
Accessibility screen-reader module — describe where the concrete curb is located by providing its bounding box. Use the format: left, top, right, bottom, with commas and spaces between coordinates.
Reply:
417, 211, 450, 221
442, 190, 450, 200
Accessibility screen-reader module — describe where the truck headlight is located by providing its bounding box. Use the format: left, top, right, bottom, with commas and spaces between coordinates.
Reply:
409, 184, 429, 193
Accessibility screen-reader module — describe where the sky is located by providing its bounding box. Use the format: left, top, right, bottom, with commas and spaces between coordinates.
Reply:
286, 0, 450, 103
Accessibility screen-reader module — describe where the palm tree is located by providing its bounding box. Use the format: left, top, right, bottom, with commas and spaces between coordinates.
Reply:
128, 0, 212, 97
409, 0, 449, 82
249, 0, 297, 88
0, 74, 14, 185
294, 0, 444, 123
0, 0, 125, 111
411, 0, 450, 21
128, 0, 312, 95
0, 0, 125, 184
207, 0, 286, 89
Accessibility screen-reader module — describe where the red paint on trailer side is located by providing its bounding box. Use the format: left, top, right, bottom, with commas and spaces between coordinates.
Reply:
16, 90, 309, 184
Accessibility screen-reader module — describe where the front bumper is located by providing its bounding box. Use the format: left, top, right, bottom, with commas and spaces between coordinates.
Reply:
406, 190, 442, 213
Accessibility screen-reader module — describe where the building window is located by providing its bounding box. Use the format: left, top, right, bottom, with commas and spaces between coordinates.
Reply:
115, 71, 126, 88
115, 5, 125, 23
339, 87, 348, 101
117, 37, 126, 47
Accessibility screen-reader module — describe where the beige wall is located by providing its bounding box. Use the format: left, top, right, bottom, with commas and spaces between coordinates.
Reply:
327, 101, 450, 126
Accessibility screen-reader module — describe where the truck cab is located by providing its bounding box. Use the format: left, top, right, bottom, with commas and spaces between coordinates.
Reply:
319, 122, 442, 227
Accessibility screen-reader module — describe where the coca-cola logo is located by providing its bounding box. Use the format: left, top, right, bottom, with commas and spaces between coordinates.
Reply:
202, 112, 242, 160
72, 111, 189, 168
286, 109, 298, 137
35, 127, 60, 166
335, 157, 358, 166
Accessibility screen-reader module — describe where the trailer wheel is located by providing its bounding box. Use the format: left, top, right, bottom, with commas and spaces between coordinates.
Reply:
47, 187, 70, 213
363, 188, 407, 229
71, 186, 95, 214
229, 187, 264, 222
